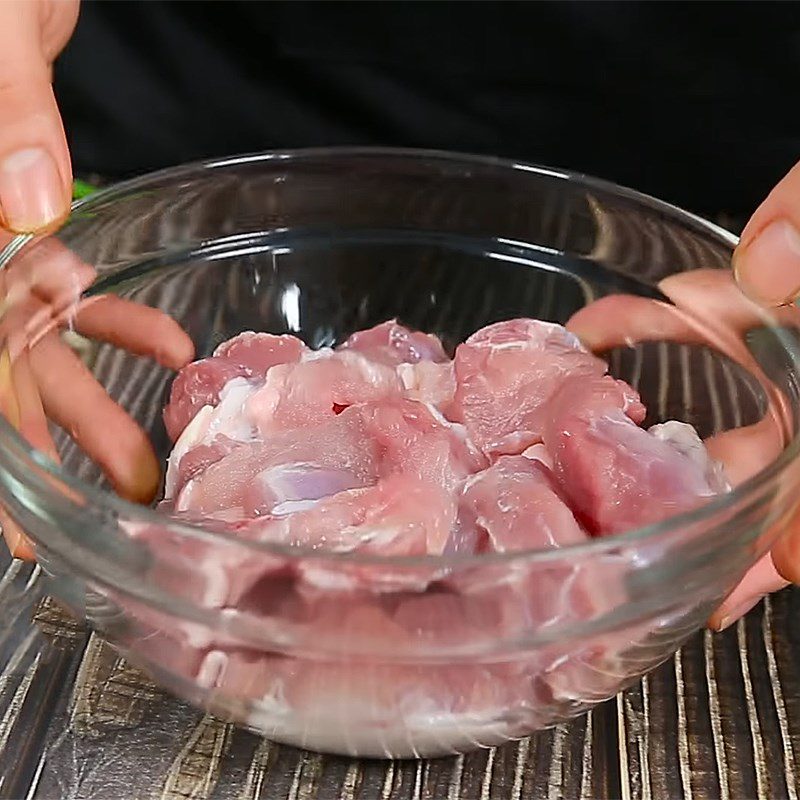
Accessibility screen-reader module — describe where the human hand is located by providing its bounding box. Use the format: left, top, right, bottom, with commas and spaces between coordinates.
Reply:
0, 0, 78, 235
0, 236, 194, 559
692, 162, 800, 626
0, 0, 195, 561
566, 267, 800, 631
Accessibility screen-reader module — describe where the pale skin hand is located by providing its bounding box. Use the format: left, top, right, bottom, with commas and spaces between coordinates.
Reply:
0, 0, 78, 557
0, 0, 193, 560
711, 158, 800, 627
0, 0, 78, 236
0, 236, 195, 560
567, 266, 800, 632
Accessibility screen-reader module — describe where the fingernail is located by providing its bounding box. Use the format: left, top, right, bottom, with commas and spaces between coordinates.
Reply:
0, 147, 66, 233
715, 594, 764, 632
733, 218, 800, 306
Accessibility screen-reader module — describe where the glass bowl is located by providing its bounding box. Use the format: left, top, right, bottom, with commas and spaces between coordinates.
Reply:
0, 148, 799, 759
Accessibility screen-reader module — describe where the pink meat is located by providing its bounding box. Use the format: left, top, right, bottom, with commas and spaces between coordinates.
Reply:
448, 455, 626, 643
163, 332, 307, 441
245, 350, 402, 435
543, 374, 719, 535
213, 331, 308, 374
164, 378, 269, 500
144, 317, 732, 756
397, 360, 456, 411
239, 474, 455, 556
450, 319, 609, 458
339, 320, 448, 366
175, 405, 380, 517
125, 520, 289, 609
188, 646, 533, 756
460, 456, 588, 552
168, 475, 456, 595
163, 358, 248, 442
358, 398, 487, 491
176, 398, 483, 527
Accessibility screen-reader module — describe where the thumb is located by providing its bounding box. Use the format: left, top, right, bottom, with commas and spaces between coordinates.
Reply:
0, 1, 72, 235
734, 161, 800, 307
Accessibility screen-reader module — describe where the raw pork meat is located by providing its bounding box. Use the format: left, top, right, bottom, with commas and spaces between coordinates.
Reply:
163, 358, 247, 443
543, 374, 721, 535
450, 319, 609, 457
340, 320, 449, 366
173, 405, 380, 517
460, 456, 586, 552
163, 332, 306, 440
161, 318, 723, 557
245, 349, 402, 435
140, 317, 731, 757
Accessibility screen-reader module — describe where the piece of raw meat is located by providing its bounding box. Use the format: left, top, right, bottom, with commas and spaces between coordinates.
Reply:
169, 640, 538, 757
339, 320, 449, 366
234, 474, 455, 556
142, 317, 732, 759
448, 453, 628, 645
543, 374, 721, 535
164, 377, 262, 498
175, 398, 483, 526
450, 319, 609, 457
163, 332, 307, 440
357, 398, 486, 491
459, 456, 587, 552
240, 475, 458, 593
163, 358, 249, 442
245, 350, 402, 435
397, 361, 456, 410
174, 404, 380, 517
214, 331, 308, 373
125, 519, 289, 610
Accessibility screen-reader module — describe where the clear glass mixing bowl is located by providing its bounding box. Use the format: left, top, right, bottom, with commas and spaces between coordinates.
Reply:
0, 148, 799, 758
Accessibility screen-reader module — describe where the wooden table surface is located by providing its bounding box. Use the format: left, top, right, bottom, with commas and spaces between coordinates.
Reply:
0, 554, 798, 800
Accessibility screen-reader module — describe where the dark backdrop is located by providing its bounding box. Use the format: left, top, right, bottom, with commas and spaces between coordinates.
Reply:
55, 0, 800, 217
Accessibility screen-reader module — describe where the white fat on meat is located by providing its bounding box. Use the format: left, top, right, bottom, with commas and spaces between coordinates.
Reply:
649, 420, 730, 493
164, 377, 258, 499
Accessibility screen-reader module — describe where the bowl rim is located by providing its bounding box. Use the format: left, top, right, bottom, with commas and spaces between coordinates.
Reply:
0, 145, 798, 569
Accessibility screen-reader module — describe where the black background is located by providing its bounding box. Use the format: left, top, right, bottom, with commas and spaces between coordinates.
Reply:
55, 0, 800, 217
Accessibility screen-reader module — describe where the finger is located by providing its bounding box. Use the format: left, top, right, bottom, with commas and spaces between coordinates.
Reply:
0, 285, 61, 362
0, 237, 195, 370
704, 416, 786, 487
567, 270, 793, 433
0, 1, 72, 234
0, 347, 59, 560
568, 270, 800, 354
734, 161, 800, 306
567, 294, 701, 351
16, 235, 97, 303
0, 236, 95, 357
770, 509, 800, 586
660, 268, 800, 339
9, 348, 59, 560
11, 348, 59, 462
708, 553, 789, 631
0, 348, 32, 559
29, 332, 161, 504
0, 509, 35, 561
659, 270, 800, 436
74, 295, 195, 370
